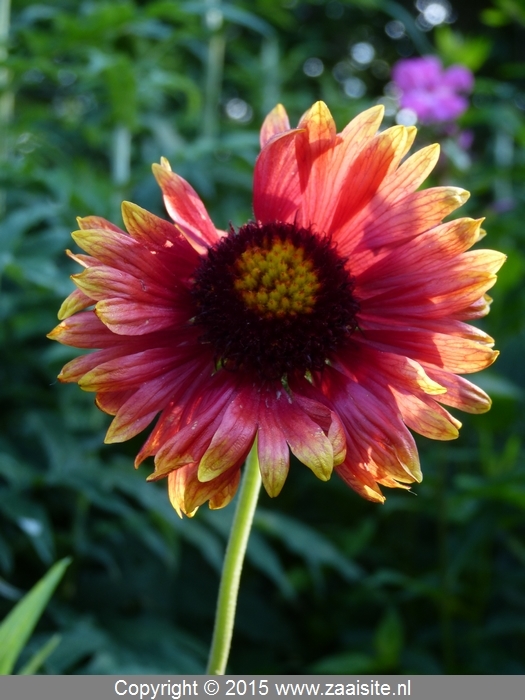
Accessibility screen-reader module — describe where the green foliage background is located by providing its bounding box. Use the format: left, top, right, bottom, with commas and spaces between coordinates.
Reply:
1, 0, 524, 674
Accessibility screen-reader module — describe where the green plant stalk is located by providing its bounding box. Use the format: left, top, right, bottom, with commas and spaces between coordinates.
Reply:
203, 33, 225, 140
206, 442, 262, 675
111, 123, 131, 187
202, 0, 225, 140
111, 123, 131, 220
261, 36, 280, 116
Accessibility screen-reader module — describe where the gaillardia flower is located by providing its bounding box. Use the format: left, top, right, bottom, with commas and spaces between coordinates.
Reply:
49, 102, 503, 516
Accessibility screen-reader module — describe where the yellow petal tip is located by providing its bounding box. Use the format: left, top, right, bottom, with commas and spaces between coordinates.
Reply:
363, 485, 386, 503
456, 188, 470, 205
197, 462, 216, 483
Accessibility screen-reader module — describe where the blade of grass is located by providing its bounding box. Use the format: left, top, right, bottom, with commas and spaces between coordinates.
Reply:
18, 633, 61, 675
0, 557, 71, 675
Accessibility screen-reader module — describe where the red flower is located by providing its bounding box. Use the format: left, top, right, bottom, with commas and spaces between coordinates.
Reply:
49, 102, 504, 515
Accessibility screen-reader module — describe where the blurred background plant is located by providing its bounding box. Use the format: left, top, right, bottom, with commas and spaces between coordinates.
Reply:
0, 0, 524, 674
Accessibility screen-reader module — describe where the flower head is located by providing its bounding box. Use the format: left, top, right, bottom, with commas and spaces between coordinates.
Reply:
49, 102, 503, 516
392, 56, 474, 124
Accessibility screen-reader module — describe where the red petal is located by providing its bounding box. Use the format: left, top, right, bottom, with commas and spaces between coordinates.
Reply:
259, 104, 290, 148
65, 249, 98, 268
257, 413, 290, 498
48, 311, 134, 348
123, 201, 182, 246
294, 101, 337, 208
95, 389, 135, 415
209, 468, 242, 510
329, 125, 407, 238
77, 216, 125, 233
72, 229, 178, 283
73, 266, 179, 304
323, 366, 421, 485
95, 298, 189, 336
57, 288, 93, 320
336, 345, 445, 397
198, 386, 259, 481
152, 378, 237, 478
122, 201, 202, 272
301, 105, 384, 231
340, 186, 469, 260
289, 384, 347, 466
360, 269, 498, 320
390, 388, 462, 440
357, 329, 497, 374
275, 393, 335, 482
355, 218, 484, 285
253, 129, 305, 223
79, 347, 179, 391
58, 347, 131, 383
373, 143, 440, 209
422, 365, 491, 414
105, 368, 188, 443
336, 459, 386, 503
167, 463, 241, 518
152, 158, 219, 254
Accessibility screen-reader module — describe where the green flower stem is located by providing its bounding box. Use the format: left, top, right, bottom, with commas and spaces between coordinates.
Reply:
206, 442, 262, 675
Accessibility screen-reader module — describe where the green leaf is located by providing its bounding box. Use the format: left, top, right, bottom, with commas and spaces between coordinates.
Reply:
374, 608, 404, 669
481, 8, 509, 26
0, 557, 71, 675
310, 651, 377, 674
247, 532, 295, 599
18, 634, 62, 675
103, 56, 138, 129
255, 509, 362, 583
480, 0, 525, 27
473, 372, 523, 401
435, 26, 491, 71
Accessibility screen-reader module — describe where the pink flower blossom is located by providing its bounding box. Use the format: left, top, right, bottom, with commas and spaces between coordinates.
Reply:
392, 56, 474, 124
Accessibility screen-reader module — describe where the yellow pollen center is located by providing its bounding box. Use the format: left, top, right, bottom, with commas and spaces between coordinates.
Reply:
233, 238, 320, 318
